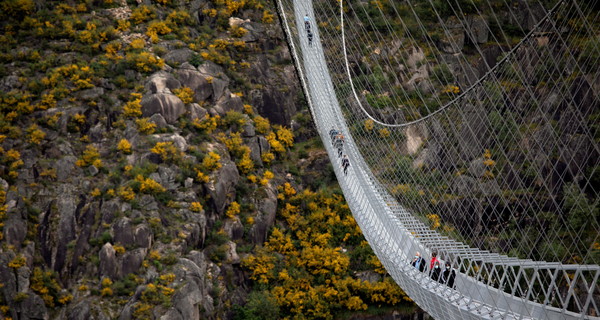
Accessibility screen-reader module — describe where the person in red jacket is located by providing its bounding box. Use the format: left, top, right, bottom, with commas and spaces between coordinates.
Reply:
429, 252, 439, 270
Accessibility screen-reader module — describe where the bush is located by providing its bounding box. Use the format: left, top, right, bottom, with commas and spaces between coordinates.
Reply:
150, 141, 181, 163
1, 0, 34, 20
130, 5, 156, 24
117, 139, 132, 154
202, 152, 222, 171
189, 53, 203, 67
431, 63, 454, 85
126, 51, 164, 73
135, 118, 157, 134
173, 86, 194, 104
233, 291, 280, 320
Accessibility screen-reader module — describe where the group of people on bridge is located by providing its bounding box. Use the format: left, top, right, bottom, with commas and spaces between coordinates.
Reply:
412, 251, 456, 288
304, 14, 313, 46
329, 128, 350, 175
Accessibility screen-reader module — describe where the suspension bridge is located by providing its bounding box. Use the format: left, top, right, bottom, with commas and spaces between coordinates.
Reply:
276, 0, 599, 318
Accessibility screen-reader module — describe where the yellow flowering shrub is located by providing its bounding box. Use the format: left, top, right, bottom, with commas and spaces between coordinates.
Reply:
90, 188, 102, 197
123, 94, 142, 118
242, 187, 411, 317
148, 250, 161, 260
261, 170, 274, 185
129, 38, 145, 50
261, 152, 275, 165
1, 0, 34, 17
166, 9, 191, 26
426, 213, 441, 229
8, 255, 26, 269
192, 114, 219, 134
173, 86, 194, 104
101, 287, 113, 297
202, 151, 221, 171
443, 85, 460, 94
136, 175, 166, 194
253, 115, 270, 134
275, 126, 294, 148
29, 267, 70, 308
218, 132, 244, 157
278, 182, 296, 199
190, 202, 203, 212
237, 147, 254, 174
262, 10, 275, 23
196, 171, 210, 183
159, 273, 175, 285
229, 26, 247, 38
26, 124, 45, 145
116, 19, 130, 32
118, 186, 135, 201
76, 145, 101, 167
225, 201, 240, 218
265, 228, 295, 255
105, 41, 123, 60
242, 248, 276, 284
483, 149, 496, 167
69, 113, 86, 132
113, 244, 126, 254
130, 5, 156, 24
146, 20, 172, 43
135, 118, 157, 134
243, 104, 253, 115
39, 93, 56, 109
126, 51, 164, 72
364, 119, 374, 132
151, 141, 181, 163
482, 149, 496, 179
379, 128, 390, 138
266, 132, 285, 154
117, 139, 132, 154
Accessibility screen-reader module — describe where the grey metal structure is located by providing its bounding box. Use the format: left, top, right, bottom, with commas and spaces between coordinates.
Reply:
275, 0, 600, 318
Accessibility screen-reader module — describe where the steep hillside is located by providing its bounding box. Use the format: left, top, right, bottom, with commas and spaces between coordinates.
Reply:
0, 0, 417, 319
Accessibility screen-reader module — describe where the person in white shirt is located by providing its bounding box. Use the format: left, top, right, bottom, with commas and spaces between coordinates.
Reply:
304, 14, 310, 31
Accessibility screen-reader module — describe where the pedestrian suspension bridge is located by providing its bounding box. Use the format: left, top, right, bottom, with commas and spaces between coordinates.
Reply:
276, 0, 599, 318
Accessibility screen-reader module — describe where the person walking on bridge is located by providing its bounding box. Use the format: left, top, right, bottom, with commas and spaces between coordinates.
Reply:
329, 127, 338, 141
442, 262, 456, 288
431, 261, 442, 282
304, 14, 310, 31
337, 133, 345, 157
411, 252, 426, 272
342, 154, 350, 175
429, 251, 439, 274
334, 133, 344, 157
307, 30, 313, 46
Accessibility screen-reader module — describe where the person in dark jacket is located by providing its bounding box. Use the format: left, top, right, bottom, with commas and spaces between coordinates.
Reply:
334, 133, 344, 157
307, 30, 313, 46
442, 262, 456, 288
329, 127, 338, 141
411, 252, 426, 272
431, 261, 442, 282
342, 154, 350, 175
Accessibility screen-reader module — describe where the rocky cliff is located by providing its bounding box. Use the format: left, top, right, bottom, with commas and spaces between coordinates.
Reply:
0, 0, 419, 319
